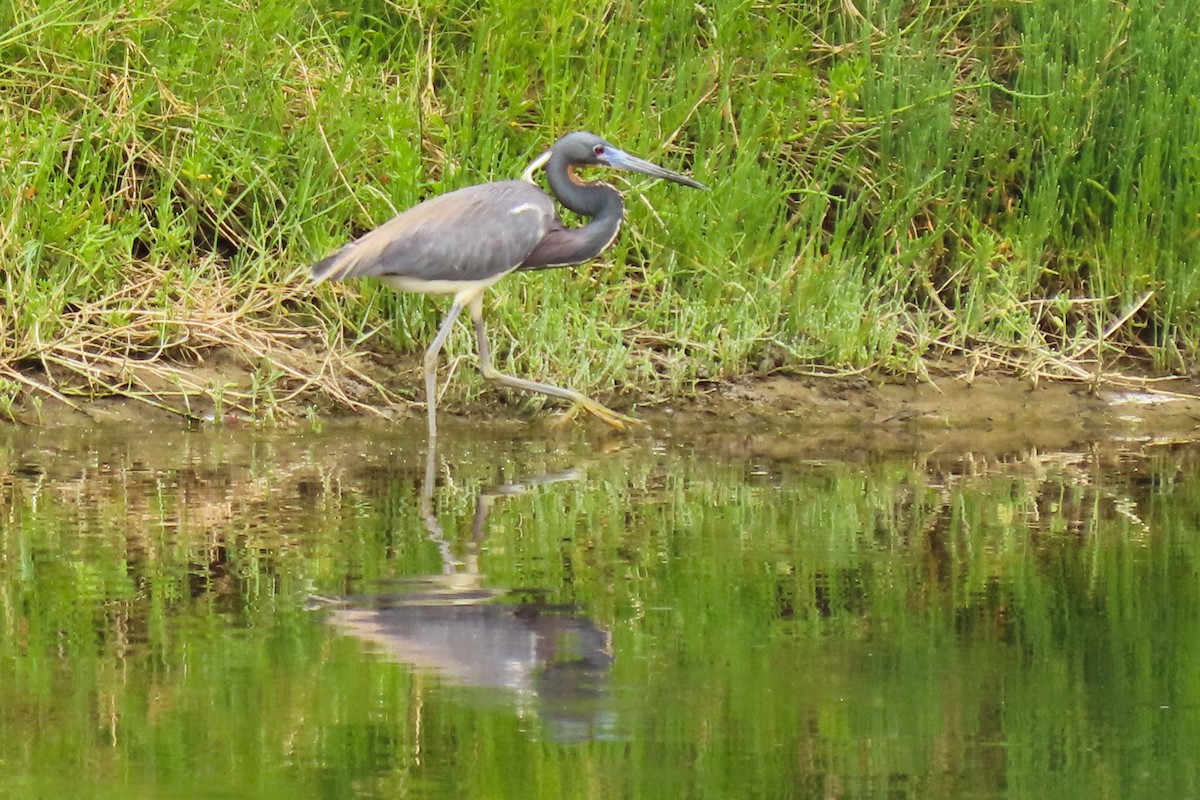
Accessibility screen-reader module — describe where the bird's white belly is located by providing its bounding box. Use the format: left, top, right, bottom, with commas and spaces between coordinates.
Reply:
380, 271, 512, 301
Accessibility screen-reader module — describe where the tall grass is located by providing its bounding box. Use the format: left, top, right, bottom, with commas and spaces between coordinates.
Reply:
1, 0, 1197, 419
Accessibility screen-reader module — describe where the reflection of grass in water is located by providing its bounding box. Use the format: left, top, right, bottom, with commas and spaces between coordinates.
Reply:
2, 2, 1200, 422
0, 429, 1198, 795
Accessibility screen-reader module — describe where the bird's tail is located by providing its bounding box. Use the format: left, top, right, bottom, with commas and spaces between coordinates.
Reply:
310, 245, 353, 284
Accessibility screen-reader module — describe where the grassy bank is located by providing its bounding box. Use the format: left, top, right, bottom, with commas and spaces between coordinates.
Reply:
1, 0, 1198, 421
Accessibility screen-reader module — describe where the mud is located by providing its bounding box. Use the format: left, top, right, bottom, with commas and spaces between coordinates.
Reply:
21, 358, 1200, 459
652, 370, 1200, 456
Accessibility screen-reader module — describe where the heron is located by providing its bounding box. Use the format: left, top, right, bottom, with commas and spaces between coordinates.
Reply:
311, 130, 708, 438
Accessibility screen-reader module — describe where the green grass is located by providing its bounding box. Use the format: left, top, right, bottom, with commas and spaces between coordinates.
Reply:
1, 0, 1198, 419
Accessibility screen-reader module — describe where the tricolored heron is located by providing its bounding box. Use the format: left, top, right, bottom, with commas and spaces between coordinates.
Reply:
311, 130, 708, 438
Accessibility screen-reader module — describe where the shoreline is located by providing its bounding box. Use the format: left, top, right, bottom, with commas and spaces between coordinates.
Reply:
16, 361, 1200, 458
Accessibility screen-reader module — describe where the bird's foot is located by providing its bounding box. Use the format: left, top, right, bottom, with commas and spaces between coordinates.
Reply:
552, 396, 644, 431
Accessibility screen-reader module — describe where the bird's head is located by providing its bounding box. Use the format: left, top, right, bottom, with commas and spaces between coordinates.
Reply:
552, 131, 709, 190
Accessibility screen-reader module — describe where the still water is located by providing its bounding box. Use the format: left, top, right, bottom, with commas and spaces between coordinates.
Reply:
0, 418, 1197, 799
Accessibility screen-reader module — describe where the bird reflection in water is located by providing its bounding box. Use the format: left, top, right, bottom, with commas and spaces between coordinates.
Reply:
325, 445, 616, 741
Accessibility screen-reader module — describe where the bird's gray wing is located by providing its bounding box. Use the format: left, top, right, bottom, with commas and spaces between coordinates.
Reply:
311, 181, 557, 284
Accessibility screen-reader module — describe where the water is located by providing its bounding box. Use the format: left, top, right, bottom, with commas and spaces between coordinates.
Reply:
1, 419, 1198, 799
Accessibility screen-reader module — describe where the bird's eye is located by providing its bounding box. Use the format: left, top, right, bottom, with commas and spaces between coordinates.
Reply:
593, 145, 606, 156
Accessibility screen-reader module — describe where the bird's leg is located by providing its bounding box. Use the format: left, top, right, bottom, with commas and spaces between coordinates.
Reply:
424, 302, 465, 439
468, 295, 641, 431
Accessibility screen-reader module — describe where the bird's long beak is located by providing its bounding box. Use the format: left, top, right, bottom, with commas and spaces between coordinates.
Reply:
602, 148, 709, 191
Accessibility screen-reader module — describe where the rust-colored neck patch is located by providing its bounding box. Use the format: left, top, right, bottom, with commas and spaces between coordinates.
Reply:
566, 165, 597, 187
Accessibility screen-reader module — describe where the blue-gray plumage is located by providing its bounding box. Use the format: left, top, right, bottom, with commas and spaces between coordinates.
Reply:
311, 130, 707, 438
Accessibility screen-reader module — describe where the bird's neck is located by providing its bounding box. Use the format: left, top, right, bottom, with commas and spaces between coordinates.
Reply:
545, 154, 625, 262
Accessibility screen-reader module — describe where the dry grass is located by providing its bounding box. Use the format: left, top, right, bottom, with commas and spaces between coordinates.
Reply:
0, 263, 409, 422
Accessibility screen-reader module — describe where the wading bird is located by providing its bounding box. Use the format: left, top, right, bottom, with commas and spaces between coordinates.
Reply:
311, 131, 707, 438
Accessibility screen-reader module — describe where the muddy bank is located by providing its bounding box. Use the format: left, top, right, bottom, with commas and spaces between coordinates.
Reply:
656, 370, 1200, 456
22, 356, 1200, 458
